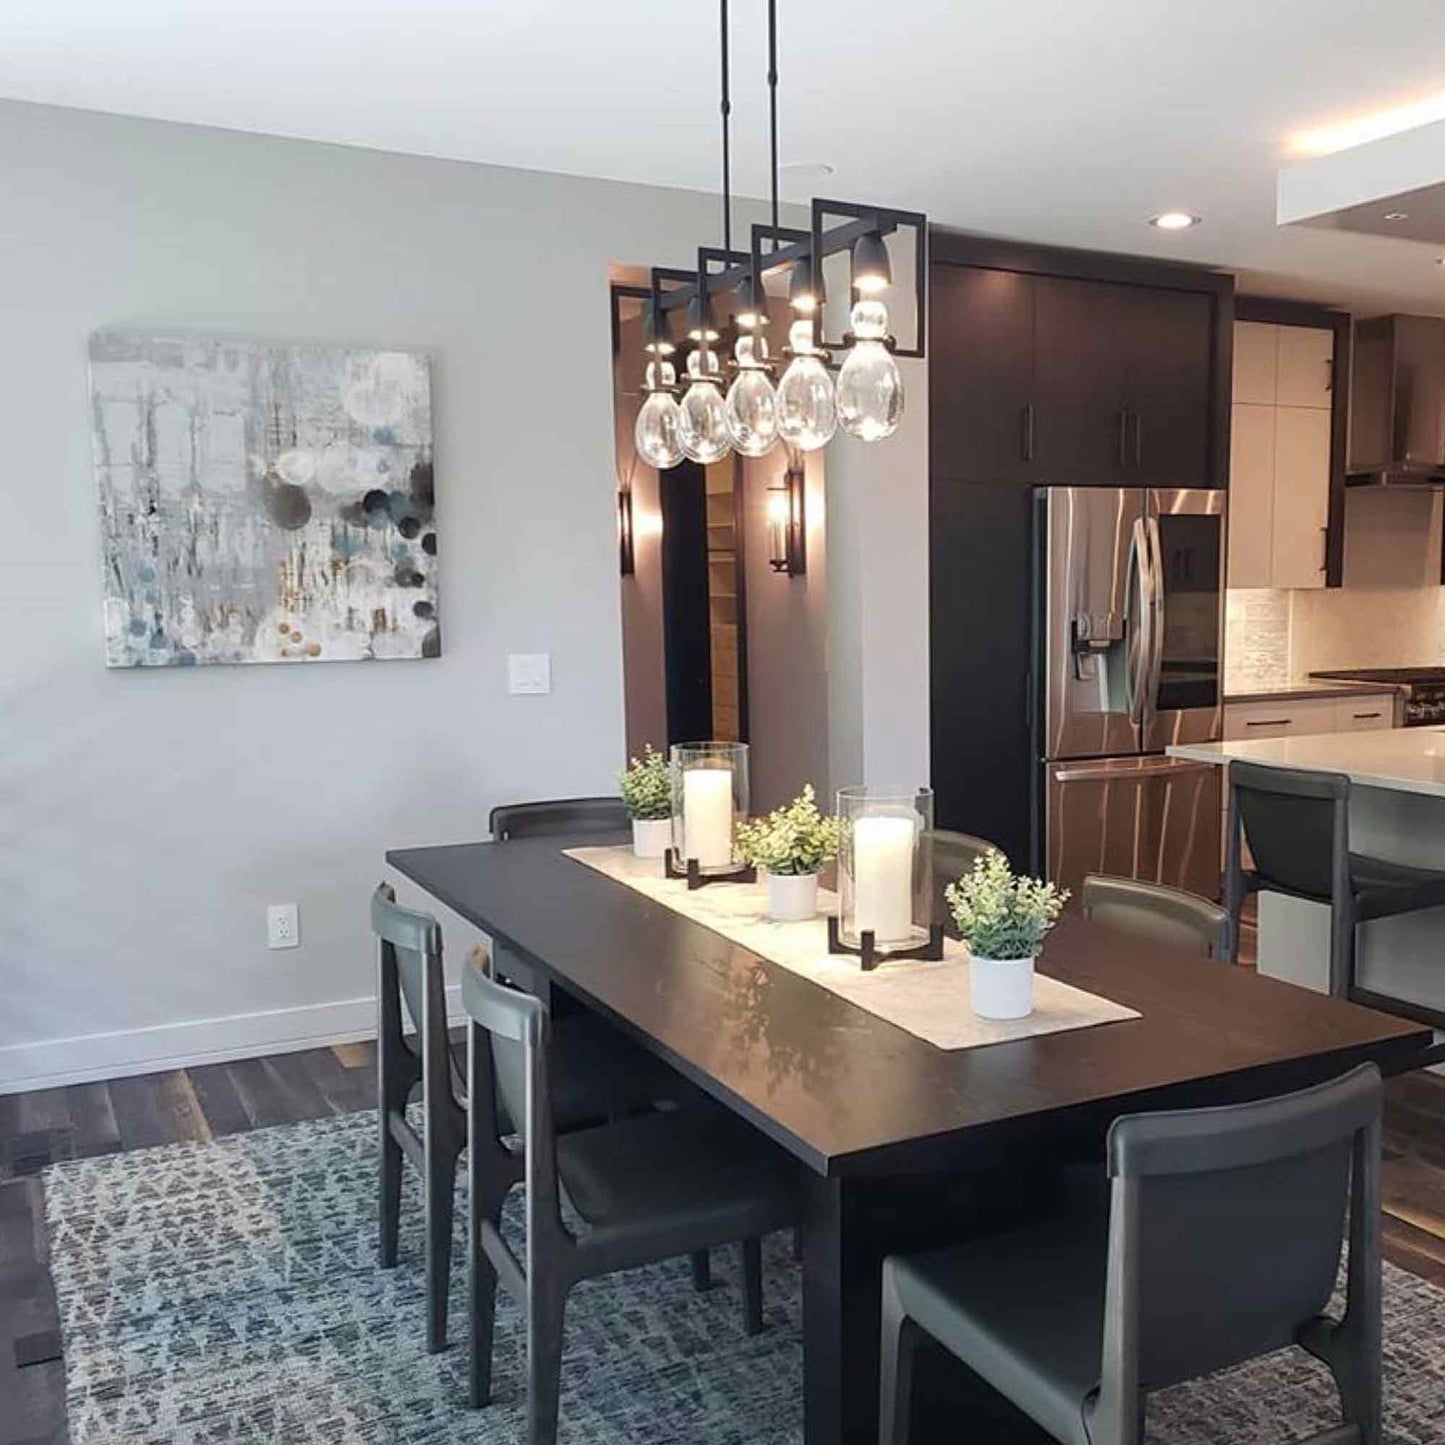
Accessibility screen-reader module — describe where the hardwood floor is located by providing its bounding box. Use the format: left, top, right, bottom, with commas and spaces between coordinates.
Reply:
0, 1041, 1442, 1443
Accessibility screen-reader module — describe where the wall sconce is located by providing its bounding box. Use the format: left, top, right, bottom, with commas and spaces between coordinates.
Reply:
618, 487, 635, 576
767, 455, 806, 576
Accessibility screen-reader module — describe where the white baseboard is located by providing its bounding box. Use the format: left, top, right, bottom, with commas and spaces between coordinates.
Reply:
0, 986, 467, 1095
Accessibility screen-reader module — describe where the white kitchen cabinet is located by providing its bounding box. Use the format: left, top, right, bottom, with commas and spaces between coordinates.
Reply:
1232, 321, 1278, 405
1223, 692, 1398, 740
1226, 319, 1334, 591
1275, 325, 1334, 409
1270, 406, 1332, 590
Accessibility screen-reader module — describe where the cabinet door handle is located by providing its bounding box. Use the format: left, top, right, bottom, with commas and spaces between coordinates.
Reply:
1117, 410, 1129, 468
1319, 525, 1328, 574
1352, 712, 1382, 720
1021, 403, 1035, 462
1132, 409, 1143, 468
1244, 718, 1293, 728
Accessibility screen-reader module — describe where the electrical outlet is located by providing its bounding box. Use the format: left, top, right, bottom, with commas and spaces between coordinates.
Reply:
267, 903, 300, 950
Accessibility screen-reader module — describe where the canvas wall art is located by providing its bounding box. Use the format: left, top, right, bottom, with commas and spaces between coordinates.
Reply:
90, 331, 438, 667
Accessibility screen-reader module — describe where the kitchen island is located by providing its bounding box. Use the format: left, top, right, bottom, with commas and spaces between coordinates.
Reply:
1170, 727, 1445, 1023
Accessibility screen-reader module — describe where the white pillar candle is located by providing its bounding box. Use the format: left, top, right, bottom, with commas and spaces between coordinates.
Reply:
682, 767, 734, 869
853, 815, 916, 944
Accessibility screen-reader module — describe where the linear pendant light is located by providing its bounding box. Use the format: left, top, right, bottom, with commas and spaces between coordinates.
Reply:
630, 0, 928, 471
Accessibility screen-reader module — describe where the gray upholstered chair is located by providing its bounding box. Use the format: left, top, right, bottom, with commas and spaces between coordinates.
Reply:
929, 828, 1002, 923
1080, 874, 1229, 960
462, 950, 798, 1443
372, 885, 670, 1354
879, 1063, 1384, 1445
1224, 760, 1445, 1006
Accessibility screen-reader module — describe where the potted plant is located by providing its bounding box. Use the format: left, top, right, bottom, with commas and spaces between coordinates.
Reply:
619, 744, 672, 858
944, 851, 1069, 1019
736, 784, 843, 921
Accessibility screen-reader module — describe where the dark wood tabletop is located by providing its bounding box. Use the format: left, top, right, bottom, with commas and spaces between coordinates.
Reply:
386, 837, 1430, 1179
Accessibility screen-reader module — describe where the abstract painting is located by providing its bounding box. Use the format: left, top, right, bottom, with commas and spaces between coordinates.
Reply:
90, 331, 438, 667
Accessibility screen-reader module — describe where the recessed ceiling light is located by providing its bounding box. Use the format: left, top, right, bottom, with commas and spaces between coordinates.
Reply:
1149, 212, 1200, 231
780, 161, 835, 180
1383, 211, 1410, 222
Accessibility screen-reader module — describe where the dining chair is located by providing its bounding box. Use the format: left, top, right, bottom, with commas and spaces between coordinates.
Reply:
372, 884, 674, 1354
1224, 760, 1445, 1004
462, 949, 799, 1443
1080, 874, 1229, 960
929, 828, 1002, 922
879, 1062, 1383, 1445
490, 795, 630, 841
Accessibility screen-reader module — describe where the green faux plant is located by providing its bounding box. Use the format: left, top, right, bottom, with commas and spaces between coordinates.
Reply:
619, 744, 672, 822
735, 784, 844, 877
944, 850, 1069, 961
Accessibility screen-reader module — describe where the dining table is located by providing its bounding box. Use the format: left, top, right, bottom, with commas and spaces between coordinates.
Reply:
387, 835, 1431, 1445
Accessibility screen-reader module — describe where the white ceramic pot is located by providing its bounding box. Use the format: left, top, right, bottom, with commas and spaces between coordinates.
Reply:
969, 952, 1035, 1020
632, 817, 672, 859
765, 870, 819, 923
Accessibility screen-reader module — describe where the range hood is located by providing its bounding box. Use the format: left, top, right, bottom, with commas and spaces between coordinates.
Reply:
1348, 314, 1445, 487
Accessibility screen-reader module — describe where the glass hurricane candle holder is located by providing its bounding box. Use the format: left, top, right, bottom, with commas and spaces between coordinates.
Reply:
667, 742, 752, 887
830, 786, 942, 969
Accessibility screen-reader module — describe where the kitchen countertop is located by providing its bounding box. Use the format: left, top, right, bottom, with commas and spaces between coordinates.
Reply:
1223, 680, 1405, 704
1169, 727, 1445, 800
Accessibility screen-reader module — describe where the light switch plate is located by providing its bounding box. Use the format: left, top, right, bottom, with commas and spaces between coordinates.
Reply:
507, 653, 552, 695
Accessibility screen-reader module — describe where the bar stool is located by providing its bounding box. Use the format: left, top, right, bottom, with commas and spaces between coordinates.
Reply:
1224, 760, 1445, 1010
929, 828, 1002, 923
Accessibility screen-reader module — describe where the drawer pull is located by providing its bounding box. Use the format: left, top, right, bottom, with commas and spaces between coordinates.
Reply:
1244, 718, 1293, 728
1352, 712, 1382, 720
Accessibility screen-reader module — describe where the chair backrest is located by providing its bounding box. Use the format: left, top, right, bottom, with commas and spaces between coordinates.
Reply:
461, 951, 560, 1241
929, 829, 1002, 922
1080, 874, 1229, 960
371, 884, 442, 1044
1103, 1062, 1381, 1393
490, 796, 630, 841
1230, 760, 1349, 903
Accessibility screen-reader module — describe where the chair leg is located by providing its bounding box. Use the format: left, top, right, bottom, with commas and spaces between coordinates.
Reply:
691, 1249, 711, 1292
878, 1265, 919, 1445
528, 1278, 569, 1445
379, 1112, 403, 1269
469, 1207, 503, 1409
742, 1237, 763, 1335
426, 1142, 460, 1353
1330, 907, 1358, 1000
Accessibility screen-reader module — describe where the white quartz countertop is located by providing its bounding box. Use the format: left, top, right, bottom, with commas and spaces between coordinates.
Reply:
1169, 727, 1445, 799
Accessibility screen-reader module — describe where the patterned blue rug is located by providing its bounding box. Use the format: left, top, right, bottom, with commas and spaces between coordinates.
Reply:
41, 1109, 1445, 1443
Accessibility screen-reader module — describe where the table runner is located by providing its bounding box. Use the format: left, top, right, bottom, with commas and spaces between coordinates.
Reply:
564, 846, 1139, 1051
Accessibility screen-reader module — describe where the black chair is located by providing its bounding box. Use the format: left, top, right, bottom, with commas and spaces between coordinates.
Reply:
929, 828, 1002, 923
1080, 874, 1229, 960
490, 795, 630, 841
1224, 760, 1445, 1008
462, 951, 798, 1444
880, 1063, 1384, 1445
372, 885, 671, 1354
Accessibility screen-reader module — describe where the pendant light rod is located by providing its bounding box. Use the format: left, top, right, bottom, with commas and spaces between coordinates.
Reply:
720, 0, 732, 257
768, 0, 779, 233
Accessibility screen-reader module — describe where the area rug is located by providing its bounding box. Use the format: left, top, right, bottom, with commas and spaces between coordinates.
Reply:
42, 1110, 1445, 1444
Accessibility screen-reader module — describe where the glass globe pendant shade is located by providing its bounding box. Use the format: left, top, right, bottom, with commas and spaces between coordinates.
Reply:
836, 299, 904, 442
678, 346, 732, 465
724, 333, 780, 458
776, 319, 837, 452
634, 356, 684, 470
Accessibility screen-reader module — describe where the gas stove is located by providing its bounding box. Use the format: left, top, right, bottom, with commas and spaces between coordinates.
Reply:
1310, 668, 1445, 726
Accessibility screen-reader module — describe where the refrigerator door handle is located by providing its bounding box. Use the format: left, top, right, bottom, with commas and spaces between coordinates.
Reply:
1143, 512, 1165, 723
1052, 758, 1217, 784
1125, 516, 1152, 726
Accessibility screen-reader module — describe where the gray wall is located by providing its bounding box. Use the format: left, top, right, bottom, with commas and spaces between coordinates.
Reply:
0, 99, 798, 1088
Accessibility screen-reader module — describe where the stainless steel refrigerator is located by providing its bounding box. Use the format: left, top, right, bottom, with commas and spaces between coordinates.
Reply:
1033, 486, 1225, 897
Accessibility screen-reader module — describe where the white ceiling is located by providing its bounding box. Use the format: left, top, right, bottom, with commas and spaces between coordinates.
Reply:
7, 0, 1445, 316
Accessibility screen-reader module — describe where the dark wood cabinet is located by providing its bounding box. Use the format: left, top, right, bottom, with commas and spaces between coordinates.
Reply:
930, 246, 1225, 491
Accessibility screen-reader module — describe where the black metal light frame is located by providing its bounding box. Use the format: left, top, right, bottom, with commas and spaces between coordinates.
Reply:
618, 487, 635, 576
768, 455, 806, 576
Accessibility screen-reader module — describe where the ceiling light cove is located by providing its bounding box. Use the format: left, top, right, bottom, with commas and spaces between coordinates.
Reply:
1291, 91, 1445, 157
1149, 212, 1200, 231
